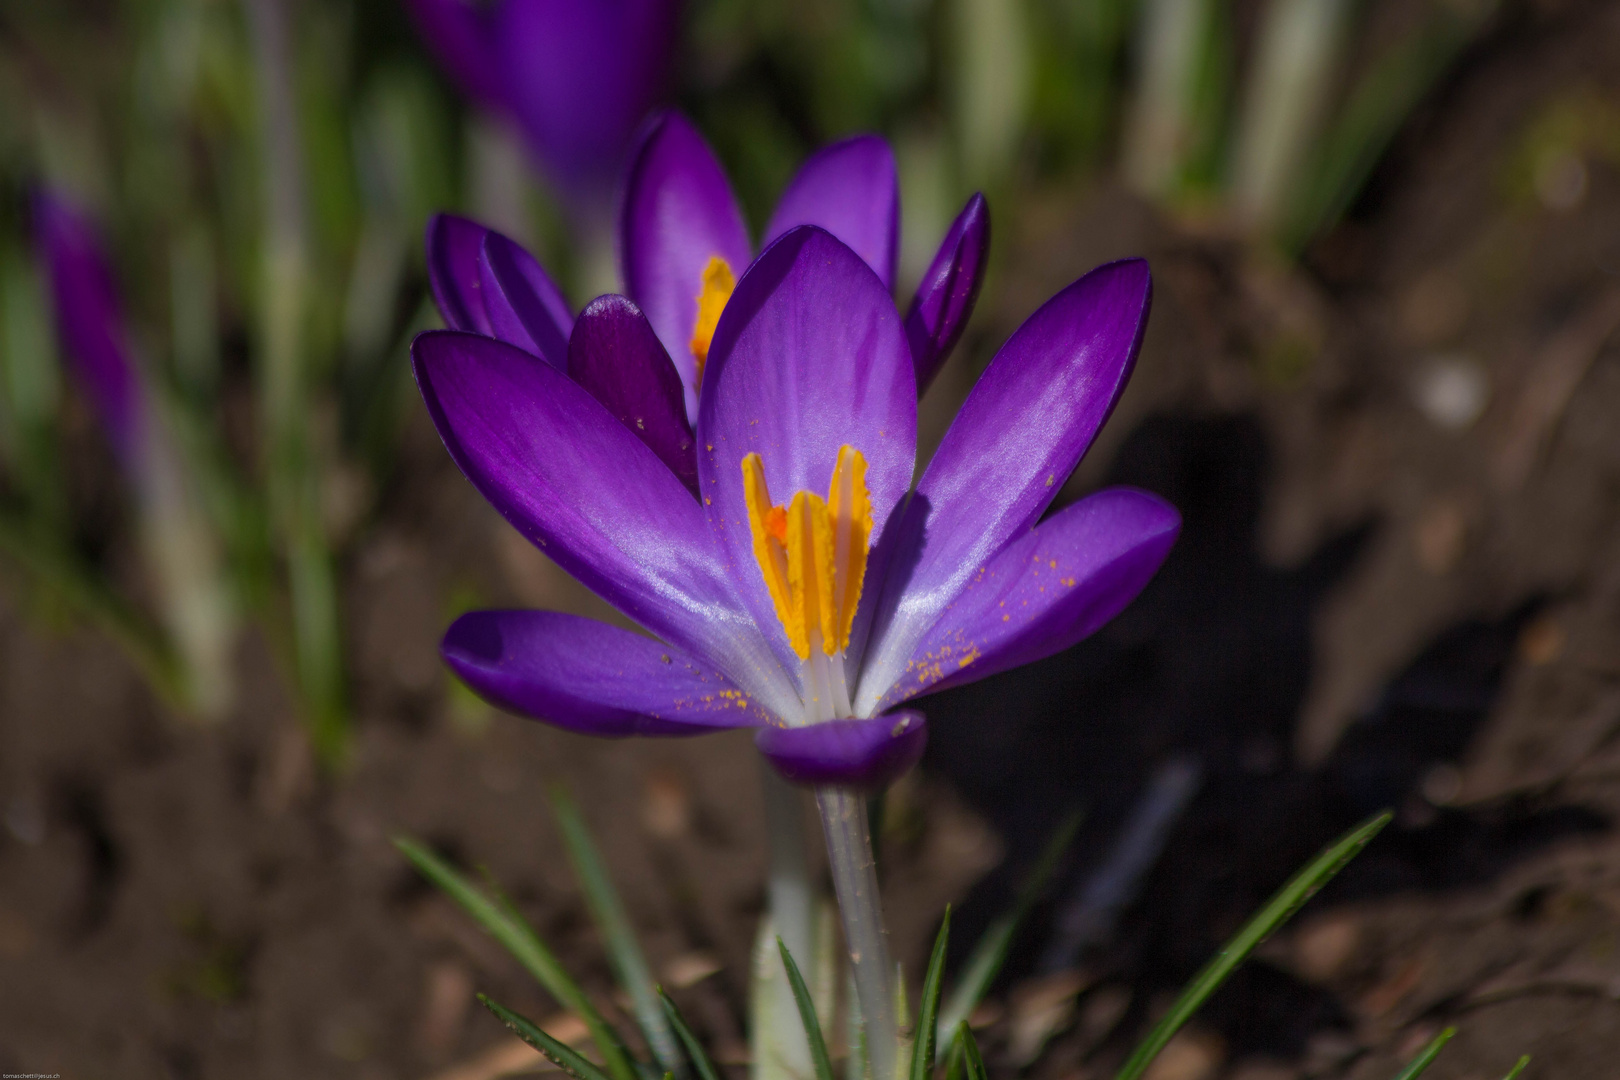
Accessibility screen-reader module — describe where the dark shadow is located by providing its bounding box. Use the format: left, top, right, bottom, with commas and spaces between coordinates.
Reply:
916, 412, 1608, 1062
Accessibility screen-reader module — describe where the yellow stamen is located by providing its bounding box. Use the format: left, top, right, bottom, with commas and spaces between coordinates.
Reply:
689, 255, 736, 385
741, 447, 872, 660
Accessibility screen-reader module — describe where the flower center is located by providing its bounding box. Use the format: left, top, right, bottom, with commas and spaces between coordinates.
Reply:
742, 446, 872, 721
688, 254, 736, 386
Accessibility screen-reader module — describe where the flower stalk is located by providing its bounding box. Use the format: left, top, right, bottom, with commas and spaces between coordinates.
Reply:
816, 787, 898, 1080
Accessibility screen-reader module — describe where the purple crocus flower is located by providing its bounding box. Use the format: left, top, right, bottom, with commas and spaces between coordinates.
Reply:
620, 110, 989, 421
414, 219, 1179, 788
404, 0, 680, 203
422, 116, 990, 506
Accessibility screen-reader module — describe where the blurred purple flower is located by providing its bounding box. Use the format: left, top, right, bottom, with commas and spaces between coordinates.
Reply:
32, 189, 237, 717
404, 0, 680, 202
31, 190, 147, 473
414, 220, 1178, 788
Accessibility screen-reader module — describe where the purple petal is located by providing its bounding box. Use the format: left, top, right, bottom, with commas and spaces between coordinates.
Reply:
426, 213, 493, 335
857, 259, 1152, 714
755, 711, 926, 789
567, 294, 698, 491
906, 192, 989, 395
31, 190, 146, 470
412, 330, 797, 714
877, 488, 1179, 709
619, 110, 752, 419
491, 0, 680, 196
479, 231, 574, 368
697, 227, 917, 681
403, 0, 506, 113
443, 609, 771, 736
763, 135, 899, 289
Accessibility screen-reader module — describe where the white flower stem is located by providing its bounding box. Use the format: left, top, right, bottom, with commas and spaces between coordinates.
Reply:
758, 763, 819, 1079
816, 787, 898, 1080
761, 764, 815, 967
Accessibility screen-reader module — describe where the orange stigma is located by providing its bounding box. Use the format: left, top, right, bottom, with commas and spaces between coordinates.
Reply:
741, 446, 872, 661
689, 255, 736, 385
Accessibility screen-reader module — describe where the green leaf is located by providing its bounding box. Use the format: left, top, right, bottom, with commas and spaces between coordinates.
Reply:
1500, 1055, 1531, 1080
954, 1021, 987, 1080
778, 937, 836, 1080
937, 810, 1081, 1041
392, 835, 639, 1080
911, 907, 951, 1080
1113, 811, 1392, 1080
1390, 1027, 1454, 1080
479, 993, 613, 1080
551, 787, 686, 1078
658, 988, 721, 1080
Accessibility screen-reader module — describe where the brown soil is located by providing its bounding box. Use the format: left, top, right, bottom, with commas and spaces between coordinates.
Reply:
5, 2, 1620, 1077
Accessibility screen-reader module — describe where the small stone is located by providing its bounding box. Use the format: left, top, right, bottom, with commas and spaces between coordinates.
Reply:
1142, 1028, 1224, 1080
1411, 355, 1489, 431
642, 767, 692, 840
1292, 912, 1360, 983
418, 960, 474, 1059
1415, 499, 1469, 574
1518, 613, 1566, 666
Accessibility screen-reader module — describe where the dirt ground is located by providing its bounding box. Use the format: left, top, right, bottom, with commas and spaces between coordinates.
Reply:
5, 1, 1620, 1077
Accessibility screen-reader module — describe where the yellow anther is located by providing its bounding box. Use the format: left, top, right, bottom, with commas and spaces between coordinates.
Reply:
742, 447, 872, 660
689, 255, 736, 385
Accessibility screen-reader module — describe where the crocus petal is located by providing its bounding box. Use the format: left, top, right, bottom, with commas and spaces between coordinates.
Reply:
762, 136, 899, 289
443, 609, 771, 736
755, 711, 926, 789
491, 0, 680, 195
857, 259, 1151, 715
698, 227, 917, 681
426, 214, 494, 335
568, 294, 698, 491
404, 0, 506, 113
906, 192, 989, 395
619, 111, 753, 418
479, 231, 574, 368
412, 330, 797, 714
32, 191, 145, 469
876, 488, 1179, 709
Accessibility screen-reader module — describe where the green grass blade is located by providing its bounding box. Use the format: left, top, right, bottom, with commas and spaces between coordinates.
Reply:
1281, 3, 1495, 252
392, 835, 639, 1080
479, 993, 613, 1080
911, 907, 951, 1080
551, 787, 685, 1078
937, 810, 1081, 1041
657, 989, 721, 1080
778, 937, 836, 1080
1113, 811, 1392, 1080
1390, 1027, 1455, 1080
954, 1021, 987, 1080
1499, 1056, 1530, 1080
